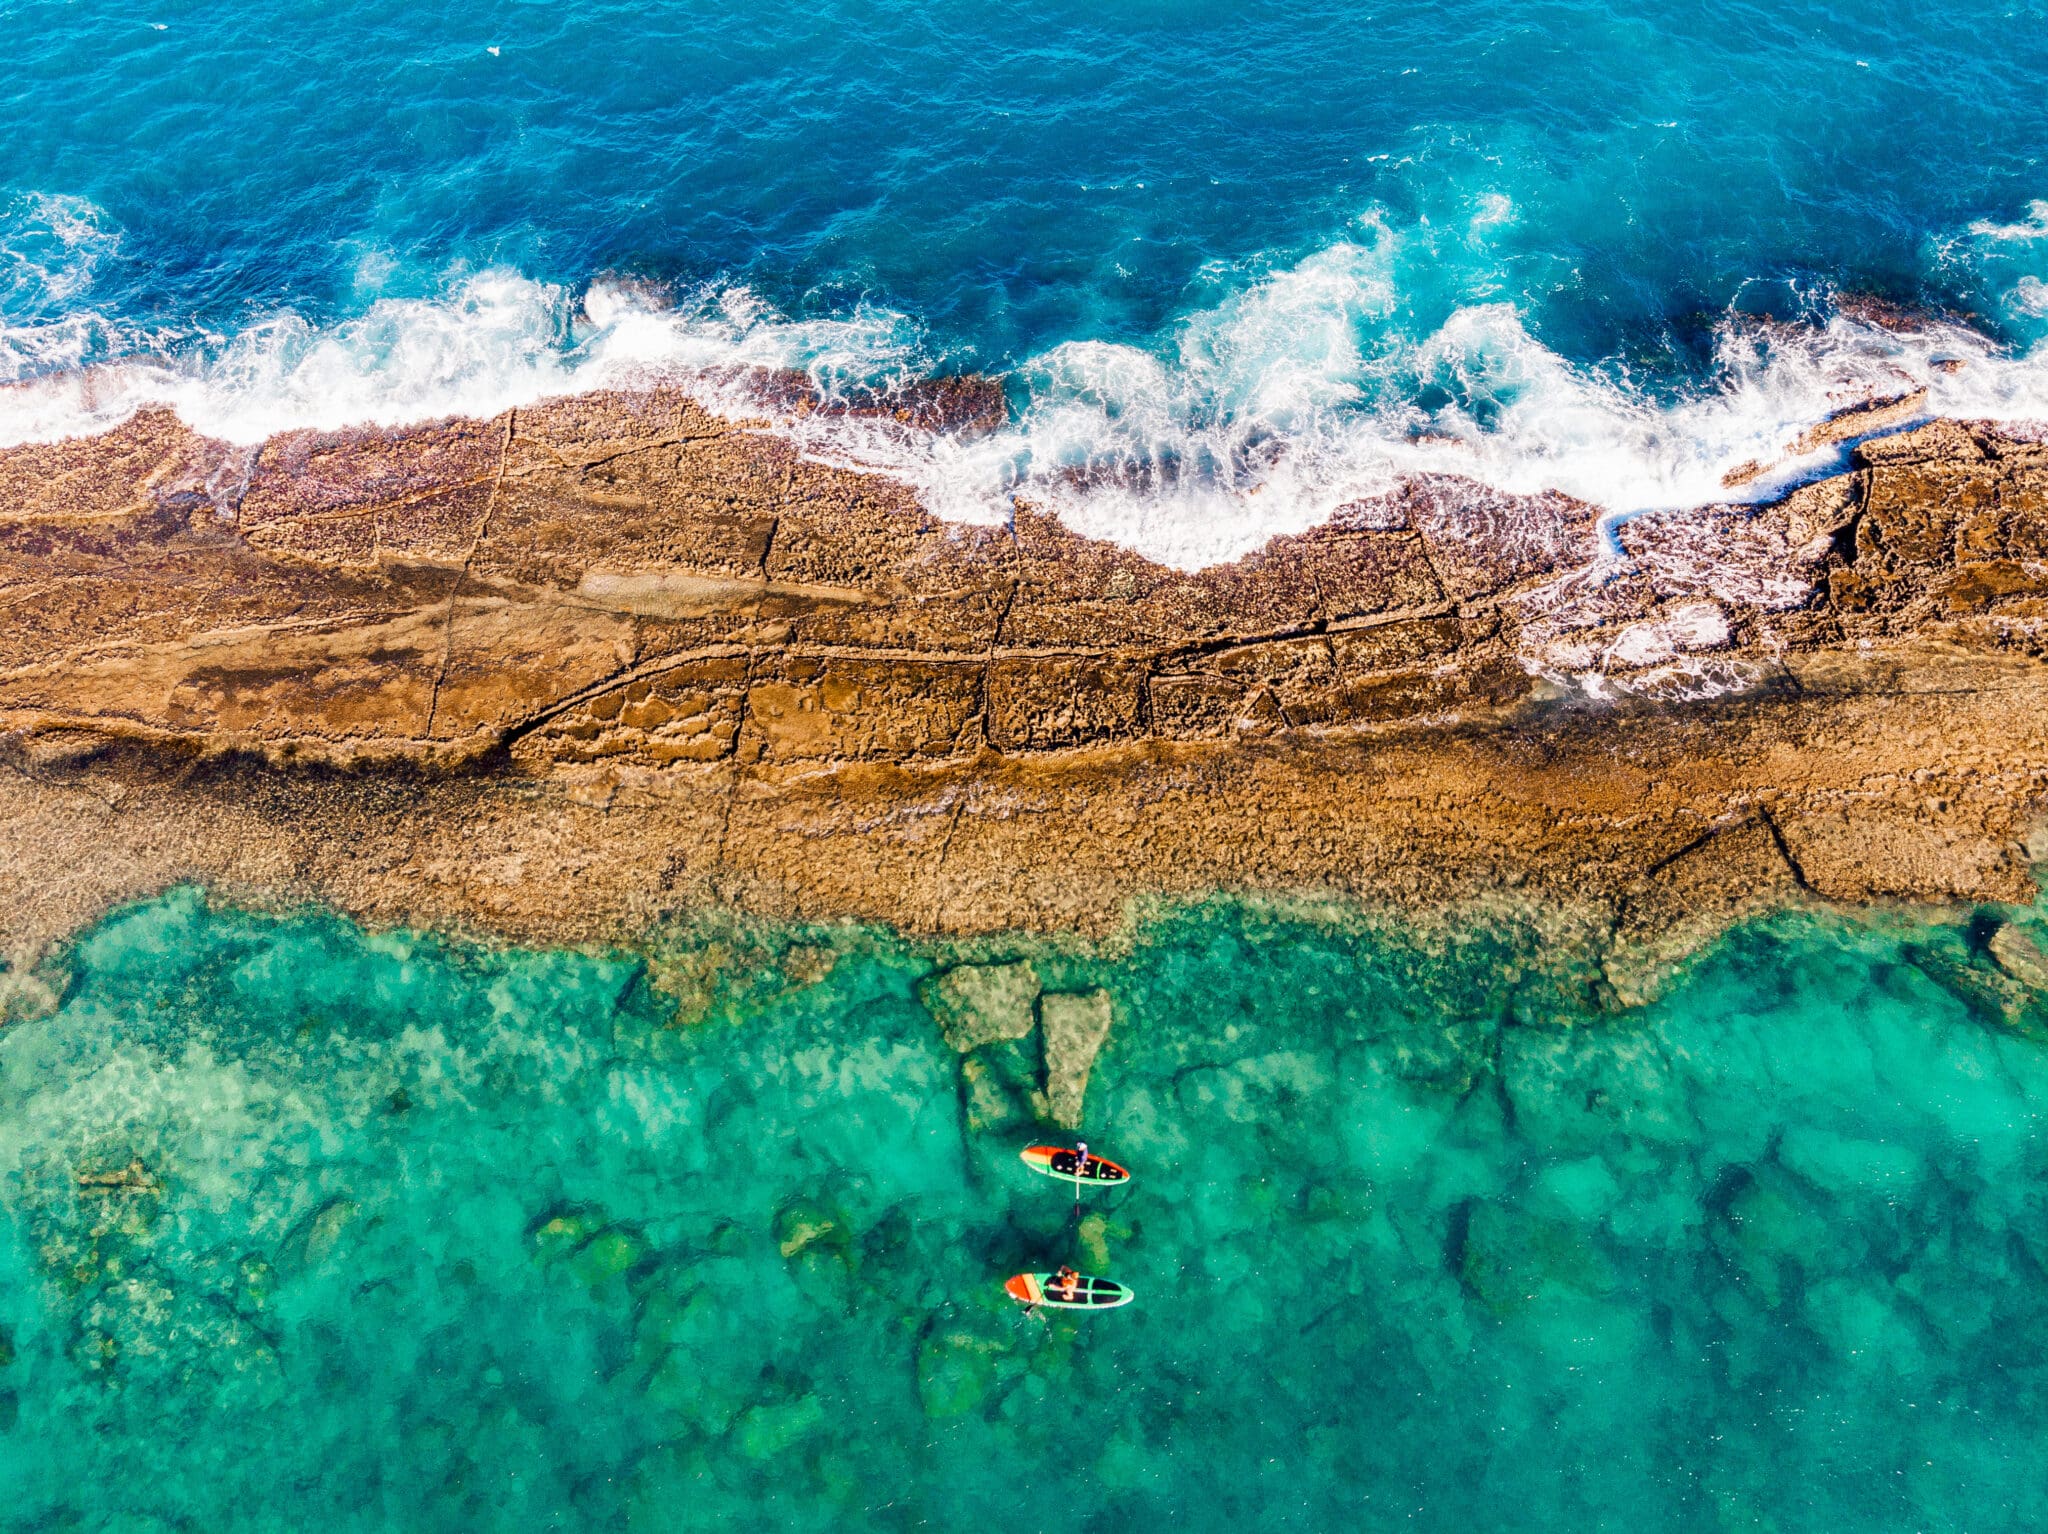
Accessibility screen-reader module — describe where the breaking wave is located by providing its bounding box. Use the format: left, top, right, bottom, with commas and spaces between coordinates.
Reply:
3, 194, 2047, 570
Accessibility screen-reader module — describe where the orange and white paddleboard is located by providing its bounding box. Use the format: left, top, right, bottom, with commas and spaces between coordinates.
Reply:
1005, 1271, 1135, 1309
1019, 1145, 1130, 1186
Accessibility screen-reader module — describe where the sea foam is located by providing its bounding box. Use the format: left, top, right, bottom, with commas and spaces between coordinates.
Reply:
3, 197, 2046, 571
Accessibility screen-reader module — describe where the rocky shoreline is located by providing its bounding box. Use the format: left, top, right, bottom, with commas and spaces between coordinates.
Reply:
2, 385, 2046, 1009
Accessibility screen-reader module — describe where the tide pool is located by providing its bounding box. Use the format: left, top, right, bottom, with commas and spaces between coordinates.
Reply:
2, 891, 2047, 1529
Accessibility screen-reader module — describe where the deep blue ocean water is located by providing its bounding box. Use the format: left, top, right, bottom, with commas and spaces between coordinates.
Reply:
4, 893, 2048, 1531
4, 0, 2047, 559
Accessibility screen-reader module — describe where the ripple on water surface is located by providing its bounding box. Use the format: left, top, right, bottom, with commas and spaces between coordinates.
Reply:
2, 890, 2048, 1530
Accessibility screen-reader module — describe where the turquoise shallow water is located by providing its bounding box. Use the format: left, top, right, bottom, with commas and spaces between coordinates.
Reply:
5, 890, 2048, 1530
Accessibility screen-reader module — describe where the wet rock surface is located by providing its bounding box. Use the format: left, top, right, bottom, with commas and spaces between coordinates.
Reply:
0, 389, 2045, 982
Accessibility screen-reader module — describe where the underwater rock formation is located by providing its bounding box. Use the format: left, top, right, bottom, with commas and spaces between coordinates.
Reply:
917, 965, 1116, 1132
1039, 989, 1115, 1130
917, 961, 1041, 1052
11, 892, 2048, 1530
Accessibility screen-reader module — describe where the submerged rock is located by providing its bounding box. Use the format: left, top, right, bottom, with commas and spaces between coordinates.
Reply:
779, 944, 837, 989
74, 1158, 161, 1196
1989, 921, 2048, 991
233, 1255, 274, 1316
530, 1206, 612, 1265
914, 1307, 1023, 1420
960, 1040, 1043, 1133
774, 1198, 849, 1262
0, 964, 61, 1027
1904, 933, 2046, 1036
918, 961, 1040, 1052
278, 1197, 359, 1274
733, 1394, 825, 1461
1039, 988, 1115, 1130
916, 1329, 1001, 1419
644, 944, 734, 1027
1455, 1200, 1615, 1314
569, 1226, 649, 1288
10, 880, 2048, 1525
1076, 1209, 1134, 1271
528, 1205, 648, 1289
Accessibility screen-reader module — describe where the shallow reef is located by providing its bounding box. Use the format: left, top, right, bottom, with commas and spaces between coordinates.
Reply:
2, 890, 2048, 1531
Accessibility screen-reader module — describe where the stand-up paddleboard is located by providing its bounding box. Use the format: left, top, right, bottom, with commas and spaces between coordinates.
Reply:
1006, 1272, 1135, 1310
1020, 1145, 1130, 1186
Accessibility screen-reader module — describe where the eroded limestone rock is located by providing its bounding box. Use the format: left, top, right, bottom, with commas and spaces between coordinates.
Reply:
0, 398, 2044, 972
1604, 819, 1808, 1008
1788, 387, 1929, 454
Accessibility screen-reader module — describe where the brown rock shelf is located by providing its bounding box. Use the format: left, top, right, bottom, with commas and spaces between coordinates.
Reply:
1, 385, 2045, 997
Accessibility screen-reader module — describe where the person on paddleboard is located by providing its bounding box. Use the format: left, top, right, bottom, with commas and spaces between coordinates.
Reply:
1052, 1265, 1081, 1302
1073, 1141, 1089, 1178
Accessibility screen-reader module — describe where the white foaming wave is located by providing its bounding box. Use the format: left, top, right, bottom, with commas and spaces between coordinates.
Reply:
1, 202, 2047, 571
1965, 199, 2048, 246
777, 221, 2048, 567
0, 192, 118, 310
1404, 301, 2048, 502
0, 269, 936, 450
889, 288, 2048, 569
